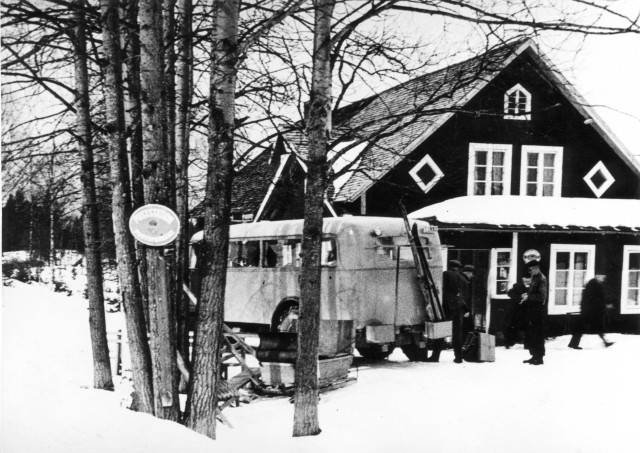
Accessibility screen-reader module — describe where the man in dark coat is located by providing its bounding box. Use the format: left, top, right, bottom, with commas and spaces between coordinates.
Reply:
427, 260, 469, 363
504, 277, 528, 348
521, 260, 547, 365
461, 264, 475, 335
568, 275, 614, 349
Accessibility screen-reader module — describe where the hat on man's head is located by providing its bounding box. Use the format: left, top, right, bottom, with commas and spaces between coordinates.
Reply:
525, 259, 541, 269
448, 259, 462, 269
463, 264, 475, 273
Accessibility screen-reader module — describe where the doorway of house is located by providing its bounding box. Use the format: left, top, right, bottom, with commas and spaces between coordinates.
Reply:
447, 249, 491, 331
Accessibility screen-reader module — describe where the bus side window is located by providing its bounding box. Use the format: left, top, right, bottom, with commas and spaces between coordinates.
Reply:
229, 242, 244, 267
244, 241, 260, 267
228, 241, 260, 267
282, 239, 301, 267
263, 240, 279, 268
321, 239, 337, 266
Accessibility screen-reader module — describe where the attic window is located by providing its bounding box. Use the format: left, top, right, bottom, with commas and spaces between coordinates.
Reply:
409, 154, 443, 194
583, 161, 615, 198
504, 84, 531, 120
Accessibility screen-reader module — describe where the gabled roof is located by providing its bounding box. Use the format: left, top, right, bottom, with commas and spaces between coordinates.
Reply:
410, 196, 640, 232
283, 38, 640, 203
191, 148, 283, 220
329, 39, 529, 202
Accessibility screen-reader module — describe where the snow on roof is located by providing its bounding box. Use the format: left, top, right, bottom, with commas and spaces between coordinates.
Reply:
409, 196, 640, 230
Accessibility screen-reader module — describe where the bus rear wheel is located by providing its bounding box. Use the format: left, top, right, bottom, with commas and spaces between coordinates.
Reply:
401, 344, 430, 361
271, 300, 299, 332
357, 344, 395, 360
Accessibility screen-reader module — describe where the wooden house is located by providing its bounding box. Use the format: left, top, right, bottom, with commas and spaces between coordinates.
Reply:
226, 39, 640, 338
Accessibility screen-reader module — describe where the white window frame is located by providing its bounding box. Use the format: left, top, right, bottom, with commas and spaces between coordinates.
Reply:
548, 244, 596, 315
621, 245, 640, 314
409, 154, 444, 194
519, 145, 563, 197
490, 248, 515, 299
504, 84, 531, 120
583, 160, 615, 198
467, 143, 513, 196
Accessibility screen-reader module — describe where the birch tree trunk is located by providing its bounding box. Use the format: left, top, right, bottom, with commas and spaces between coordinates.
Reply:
164, 0, 177, 209
47, 156, 55, 270
139, 0, 180, 421
293, 0, 334, 437
184, 0, 239, 439
72, 0, 113, 391
100, 0, 154, 414
122, 0, 150, 328
174, 0, 193, 374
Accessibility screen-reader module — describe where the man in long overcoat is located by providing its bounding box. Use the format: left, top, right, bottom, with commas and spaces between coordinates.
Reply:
427, 260, 469, 363
568, 275, 614, 349
521, 260, 547, 365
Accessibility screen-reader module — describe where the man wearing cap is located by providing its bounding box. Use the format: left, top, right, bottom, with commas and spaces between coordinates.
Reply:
520, 260, 548, 365
427, 259, 469, 363
461, 264, 475, 335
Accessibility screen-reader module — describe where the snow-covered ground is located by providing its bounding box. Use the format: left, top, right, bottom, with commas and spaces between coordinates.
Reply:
2, 280, 639, 453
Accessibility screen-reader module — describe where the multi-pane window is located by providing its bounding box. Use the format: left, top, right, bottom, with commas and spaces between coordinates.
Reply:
468, 143, 512, 196
504, 84, 531, 120
491, 248, 513, 298
549, 244, 595, 314
520, 146, 563, 197
621, 246, 640, 314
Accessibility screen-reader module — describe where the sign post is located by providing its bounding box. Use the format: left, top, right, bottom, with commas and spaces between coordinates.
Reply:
129, 204, 180, 246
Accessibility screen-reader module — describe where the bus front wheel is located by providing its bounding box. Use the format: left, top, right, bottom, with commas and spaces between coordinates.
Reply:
357, 344, 395, 360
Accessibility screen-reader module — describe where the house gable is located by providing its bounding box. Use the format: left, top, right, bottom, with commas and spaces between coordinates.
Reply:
335, 46, 640, 217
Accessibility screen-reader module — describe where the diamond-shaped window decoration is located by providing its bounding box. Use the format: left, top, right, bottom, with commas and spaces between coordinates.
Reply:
583, 161, 615, 198
409, 154, 444, 194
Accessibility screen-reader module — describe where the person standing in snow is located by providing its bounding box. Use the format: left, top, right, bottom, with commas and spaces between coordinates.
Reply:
504, 277, 528, 348
521, 260, 547, 365
461, 264, 475, 335
568, 275, 614, 349
427, 260, 469, 364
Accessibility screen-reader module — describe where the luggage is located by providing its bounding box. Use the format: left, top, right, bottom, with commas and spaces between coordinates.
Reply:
462, 331, 480, 362
462, 331, 496, 362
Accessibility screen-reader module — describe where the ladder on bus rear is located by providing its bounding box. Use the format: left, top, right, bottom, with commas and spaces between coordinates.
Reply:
400, 203, 446, 322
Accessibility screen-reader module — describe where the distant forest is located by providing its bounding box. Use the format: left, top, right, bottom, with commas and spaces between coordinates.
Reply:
2, 190, 116, 260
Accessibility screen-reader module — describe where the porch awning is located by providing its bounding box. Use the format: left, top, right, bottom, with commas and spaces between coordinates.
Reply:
409, 196, 640, 232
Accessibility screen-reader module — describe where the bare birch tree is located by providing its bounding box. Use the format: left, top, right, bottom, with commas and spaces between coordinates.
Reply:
292, 0, 334, 437
174, 0, 193, 375
72, 0, 113, 390
138, 0, 180, 421
100, 0, 154, 413
184, 0, 240, 438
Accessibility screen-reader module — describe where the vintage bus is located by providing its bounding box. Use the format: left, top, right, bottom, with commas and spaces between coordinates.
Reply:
189, 216, 443, 360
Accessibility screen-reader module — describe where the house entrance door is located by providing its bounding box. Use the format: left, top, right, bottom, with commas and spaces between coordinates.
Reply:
447, 249, 490, 331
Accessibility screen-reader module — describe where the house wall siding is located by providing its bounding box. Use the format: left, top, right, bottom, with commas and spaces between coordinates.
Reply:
439, 229, 640, 337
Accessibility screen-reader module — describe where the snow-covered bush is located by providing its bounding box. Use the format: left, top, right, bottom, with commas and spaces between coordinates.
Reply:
2, 257, 45, 283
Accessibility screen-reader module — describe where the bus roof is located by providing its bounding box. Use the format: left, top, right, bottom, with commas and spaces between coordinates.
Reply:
190, 216, 435, 243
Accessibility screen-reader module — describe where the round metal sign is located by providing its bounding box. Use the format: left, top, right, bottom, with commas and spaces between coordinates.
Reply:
523, 249, 541, 263
129, 204, 180, 246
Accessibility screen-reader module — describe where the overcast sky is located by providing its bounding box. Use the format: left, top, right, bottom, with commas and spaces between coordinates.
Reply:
391, 1, 640, 160
566, 31, 640, 159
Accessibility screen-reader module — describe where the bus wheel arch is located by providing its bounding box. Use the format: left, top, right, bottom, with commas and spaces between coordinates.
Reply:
270, 298, 300, 332
356, 320, 396, 360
